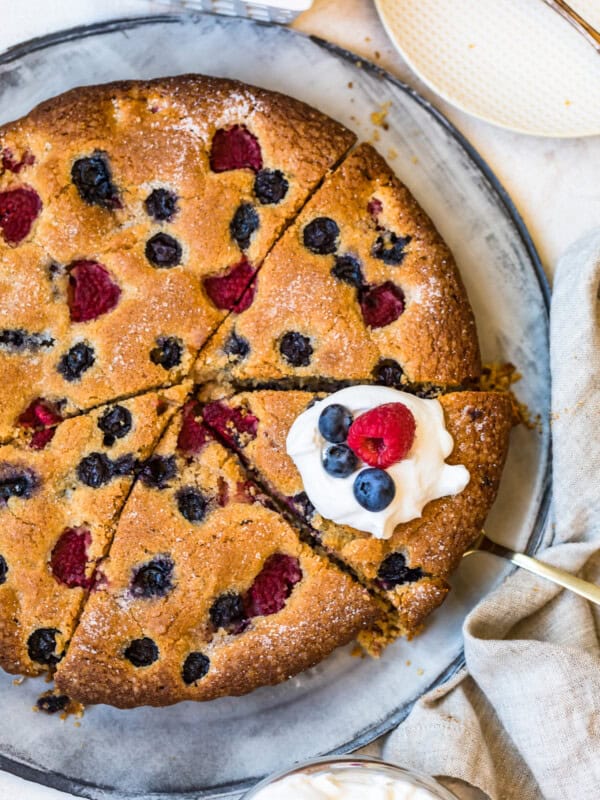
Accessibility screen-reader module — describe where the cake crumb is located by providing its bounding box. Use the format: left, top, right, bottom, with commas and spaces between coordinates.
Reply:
417, 667, 424, 676
347, 81, 353, 89
371, 101, 391, 130
388, 147, 398, 160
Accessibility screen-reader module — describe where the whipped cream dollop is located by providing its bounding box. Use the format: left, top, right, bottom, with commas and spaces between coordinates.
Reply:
252, 768, 441, 799
286, 386, 470, 539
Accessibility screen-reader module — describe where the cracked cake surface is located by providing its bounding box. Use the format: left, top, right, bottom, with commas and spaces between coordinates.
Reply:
0, 75, 513, 707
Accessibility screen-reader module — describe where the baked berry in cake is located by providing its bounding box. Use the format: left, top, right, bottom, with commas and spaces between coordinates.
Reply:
197, 388, 513, 638
194, 143, 480, 390
0, 384, 187, 676
55, 404, 379, 707
0, 75, 355, 440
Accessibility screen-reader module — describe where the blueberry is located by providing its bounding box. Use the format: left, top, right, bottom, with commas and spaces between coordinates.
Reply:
176, 486, 208, 523
98, 405, 132, 447
230, 203, 259, 250
254, 169, 289, 205
331, 255, 365, 289
71, 153, 120, 209
182, 652, 210, 685
124, 637, 159, 667
145, 233, 182, 268
112, 454, 136, 476
223, 331, 250, 360
373, 358, 404, 387
290, 491, 315, 521
377, 552, 424, 588
27, 628, 63, 666
279, 332, 313, 367
77, 453, 114, 488
0, 555, 7, 584
318, 404, 353, 443
144, 188, 178, 221
372, 231, 412, 266
303, 217, 340, 255
57, 342, 95, 382
323, 444, 359, 478
353, 468, 395, 511
209, 592, 246, 631
150, 336, 183, 370
139, 455, 177, 489
131, 556, 174, 598
0, 465, 37, 502
0, 329, 54, 352
36, 694, 70, 714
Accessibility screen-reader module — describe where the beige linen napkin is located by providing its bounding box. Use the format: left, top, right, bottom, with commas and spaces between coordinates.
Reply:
384, 228, 600, 800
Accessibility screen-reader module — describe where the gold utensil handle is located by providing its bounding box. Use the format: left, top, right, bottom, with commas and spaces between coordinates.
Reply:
544, 0, 600, 52
471, 534, 600, 606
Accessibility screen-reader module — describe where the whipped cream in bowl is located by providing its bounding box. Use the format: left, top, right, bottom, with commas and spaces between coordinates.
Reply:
243, 756, 457, 800
286, 385, 470, 539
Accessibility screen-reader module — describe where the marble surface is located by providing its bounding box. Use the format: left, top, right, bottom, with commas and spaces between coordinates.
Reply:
0, 2, 594, 799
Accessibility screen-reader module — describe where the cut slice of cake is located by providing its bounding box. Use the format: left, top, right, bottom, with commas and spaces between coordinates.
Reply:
198, 388, 514, 638
54, 403, 380, 707
194, 143, 480, 391
0, 76, 356, 440
0, 383, 187, 676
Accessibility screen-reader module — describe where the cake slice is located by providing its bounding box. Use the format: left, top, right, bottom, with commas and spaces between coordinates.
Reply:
55, 403, 380, 707
197, 388, 514, 638
194, 143, 480, 391
0, 383, 187, 676
0, 75, 356, 440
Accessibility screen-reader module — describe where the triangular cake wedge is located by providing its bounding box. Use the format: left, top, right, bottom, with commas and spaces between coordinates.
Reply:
0, 76, 355, 439
195, 143, 480, 390
198, 389, 513, 638
55, 405, 379, 707
0, 384, 187, 676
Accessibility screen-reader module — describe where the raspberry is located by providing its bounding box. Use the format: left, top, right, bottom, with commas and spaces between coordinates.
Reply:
210, 125, 263, 172
347, 402, 416, 468
50, 527, 92, 588
359, 282, 405, 328
202, 400, 258, 449
0, 186, 42, 245
1, 148, 35, 174
367, 197, 383, 220
30, 428, 56, 450
18, 398, 62, 429
68, 261, 121, 323
177, 400, 211, 455
245, 554, 302, 617
203, 258, 257, 312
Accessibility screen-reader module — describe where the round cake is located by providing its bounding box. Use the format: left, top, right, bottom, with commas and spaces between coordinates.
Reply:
0, 75, 513, 708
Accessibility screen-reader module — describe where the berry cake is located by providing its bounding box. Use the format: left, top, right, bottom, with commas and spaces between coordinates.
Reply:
0, 75, 355, 442
194, 389, 513, 640
0, 384, 187, 676
0, 75, 515, 707
194, 143, 480, 390
55, 404, 379, 707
